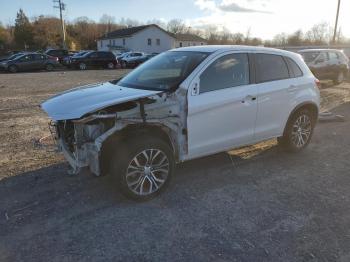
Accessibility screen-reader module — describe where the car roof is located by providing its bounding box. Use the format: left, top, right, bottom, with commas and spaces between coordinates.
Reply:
299, 49, 343, 53
171, 45, 296, 56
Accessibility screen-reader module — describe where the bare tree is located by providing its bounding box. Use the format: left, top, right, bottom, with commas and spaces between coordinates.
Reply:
119, 18, 140, 28
167, 19, 187, 34
272, 33, 288, 46
305, 22, 329, 45
99, 14, 116, 33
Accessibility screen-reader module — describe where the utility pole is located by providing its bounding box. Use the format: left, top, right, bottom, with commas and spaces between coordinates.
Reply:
332, 0, 341, 44
53, 0, 67, 49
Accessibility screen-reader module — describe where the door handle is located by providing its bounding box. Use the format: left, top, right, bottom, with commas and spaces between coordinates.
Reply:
241, 95, 257, 103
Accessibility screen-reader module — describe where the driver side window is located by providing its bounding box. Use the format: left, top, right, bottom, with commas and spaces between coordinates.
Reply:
200, 53, 249, 94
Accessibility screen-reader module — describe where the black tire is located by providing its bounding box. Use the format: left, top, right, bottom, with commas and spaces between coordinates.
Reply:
106, 62, 115, 69
110, 135, 175, 201
8, 65, 18, 73
333, 71, 345, 85
46, 63, 54, 71
278, 108, 315, 152
121, 61, 127, 69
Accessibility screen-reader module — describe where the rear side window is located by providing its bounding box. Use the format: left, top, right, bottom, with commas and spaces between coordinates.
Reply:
200, 53, 249, 93
329, 52, 339, 60
285, 57, 303, 78
255, 54, 289, 83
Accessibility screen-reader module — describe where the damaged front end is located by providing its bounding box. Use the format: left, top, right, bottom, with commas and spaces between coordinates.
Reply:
42, 83, 187, 176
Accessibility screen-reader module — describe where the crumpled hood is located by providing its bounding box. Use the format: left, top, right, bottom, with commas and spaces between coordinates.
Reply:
41, 81, 162, 121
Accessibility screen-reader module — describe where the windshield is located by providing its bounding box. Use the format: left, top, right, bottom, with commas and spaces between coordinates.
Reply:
118, 51, 209, 91
300, 51, 320, 63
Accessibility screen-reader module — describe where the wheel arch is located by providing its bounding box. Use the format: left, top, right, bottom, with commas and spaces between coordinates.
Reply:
282, 102, 319, 136
100, 123, 178, 175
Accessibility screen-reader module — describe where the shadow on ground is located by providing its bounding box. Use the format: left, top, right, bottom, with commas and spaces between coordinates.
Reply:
1, 103, 350, 262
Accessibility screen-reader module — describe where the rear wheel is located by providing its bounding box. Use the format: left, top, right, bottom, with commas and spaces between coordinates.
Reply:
46, 63, 54, 71
333, 71, 344, 85
110, 135, 174, 201
121, 61, 127, 69
8, 65, 18, 73
107, 62, 114, 69
79, 62, 87, 70
278, 109, 315, 152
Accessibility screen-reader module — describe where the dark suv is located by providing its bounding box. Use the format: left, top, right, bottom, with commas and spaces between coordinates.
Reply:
70, 51, 118, 70
299, 49, 349, 84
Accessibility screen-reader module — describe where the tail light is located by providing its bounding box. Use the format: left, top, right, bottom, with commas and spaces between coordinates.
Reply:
315, 79, 321, 89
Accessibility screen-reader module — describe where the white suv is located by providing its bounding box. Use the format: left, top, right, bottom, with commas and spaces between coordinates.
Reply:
41, 46, 320, 201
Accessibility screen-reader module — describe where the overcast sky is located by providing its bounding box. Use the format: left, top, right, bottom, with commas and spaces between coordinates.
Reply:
1, 0, 349, 39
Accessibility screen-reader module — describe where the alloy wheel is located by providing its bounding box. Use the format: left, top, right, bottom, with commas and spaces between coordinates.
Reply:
291, 114, 312, 148
79, 63, 87, 70
107, 62, 114, 69
126, 149, 169, 196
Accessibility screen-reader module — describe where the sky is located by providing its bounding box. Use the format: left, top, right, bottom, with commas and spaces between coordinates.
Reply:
0, 0, 349, 40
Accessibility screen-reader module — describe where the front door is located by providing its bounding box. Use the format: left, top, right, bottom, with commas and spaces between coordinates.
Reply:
187, 53, 258, 159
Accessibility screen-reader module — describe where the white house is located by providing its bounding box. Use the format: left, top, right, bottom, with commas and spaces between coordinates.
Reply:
97, 24, 207, 53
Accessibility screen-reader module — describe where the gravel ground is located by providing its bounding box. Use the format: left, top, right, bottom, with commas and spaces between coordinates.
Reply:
0, 70, 350, 261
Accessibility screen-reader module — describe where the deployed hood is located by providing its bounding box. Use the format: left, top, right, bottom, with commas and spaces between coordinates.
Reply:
41, 81, 162, 121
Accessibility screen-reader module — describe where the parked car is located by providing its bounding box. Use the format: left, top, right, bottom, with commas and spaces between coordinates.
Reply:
62, 50, 93, 67
0, 53, 60, 73
0, 52, 27, 62
299, 49, 349, 84
122, 54, 156, 68
45, 49, 69, 63
70, 51, 118, 70
41, 46, 320, 201
119, 52, 144, 68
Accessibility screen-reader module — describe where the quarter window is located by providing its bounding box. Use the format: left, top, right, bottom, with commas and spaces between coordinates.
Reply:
329, 52, 339, 60
200, 53, 250, 93
255, 54, 289, 83
285, 57, 303, 78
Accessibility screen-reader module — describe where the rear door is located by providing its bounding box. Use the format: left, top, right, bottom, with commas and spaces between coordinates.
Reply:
187, 52, 258, 158
253, 53, 295, 140
32, 54, 46, 69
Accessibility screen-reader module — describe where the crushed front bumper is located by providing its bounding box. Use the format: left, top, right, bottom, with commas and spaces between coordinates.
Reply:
50, 121, 101, 176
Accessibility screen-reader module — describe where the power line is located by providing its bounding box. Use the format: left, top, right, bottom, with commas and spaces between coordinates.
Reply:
53, 0, 67, 49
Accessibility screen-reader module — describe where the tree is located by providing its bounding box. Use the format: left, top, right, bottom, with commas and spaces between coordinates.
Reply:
167, 19, 187, 34
32, 16, 62, 49
271, 33, 288, 46
0, 23, 11, 50
305, 22, 329, 45
99, 14, 116, 33
14, 9, 33, 49
287, 30, 304, 46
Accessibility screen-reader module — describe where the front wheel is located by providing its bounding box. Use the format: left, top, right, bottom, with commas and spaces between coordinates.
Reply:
278, 109, 315, 152
110, 136, 174, 201
8, 65, 18, 73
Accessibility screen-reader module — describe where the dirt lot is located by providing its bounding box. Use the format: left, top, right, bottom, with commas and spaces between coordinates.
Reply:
0, 70, 350, 261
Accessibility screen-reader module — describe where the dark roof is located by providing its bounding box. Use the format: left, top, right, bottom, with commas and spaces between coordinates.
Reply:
174, 33, 207, 42
99, 24, 207, 43
99, 24, 174, 40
